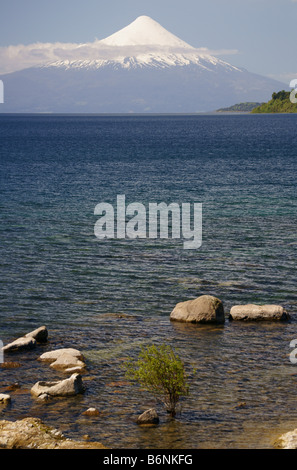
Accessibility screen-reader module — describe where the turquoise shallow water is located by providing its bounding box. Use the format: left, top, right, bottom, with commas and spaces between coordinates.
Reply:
0, 114, 297, 448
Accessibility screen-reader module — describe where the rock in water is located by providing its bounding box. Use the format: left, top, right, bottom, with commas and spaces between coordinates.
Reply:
83, 408, 100, 417
0, 394, 11, 405
2, 336, 37, 353
170, 295, 225, 324
49, 353, 86, 373
31, 373, 85, 398
0, 417, 106, 448
2, 326, 48, 353
136, 408, 159, 425
39, 348, 83, 362
25, 326, 48, 343
229, 304, 289, 321
38, 348, 86, 373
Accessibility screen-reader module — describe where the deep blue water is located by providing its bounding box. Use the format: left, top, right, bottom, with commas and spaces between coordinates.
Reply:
0, 114, 297, 449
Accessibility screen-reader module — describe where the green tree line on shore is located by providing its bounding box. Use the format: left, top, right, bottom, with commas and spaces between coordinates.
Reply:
217, 90, 297, 113
251, 90, 297, 113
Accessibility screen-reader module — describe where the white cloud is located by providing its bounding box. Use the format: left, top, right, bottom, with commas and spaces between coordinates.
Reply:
0, 41, 83, 74
0, 40, 239, 75
195, 47, 239, 57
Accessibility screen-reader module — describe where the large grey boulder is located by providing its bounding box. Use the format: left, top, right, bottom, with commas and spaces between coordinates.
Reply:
229, 304, 289, 321
31, 373, 85, 398
170, 295, 225, 324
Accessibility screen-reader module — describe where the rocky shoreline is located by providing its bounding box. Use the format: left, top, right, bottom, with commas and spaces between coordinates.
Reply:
0, 324, 161, 448
0, 326, 107, 448
0, 296, 295, 449
0, 417, 106, 449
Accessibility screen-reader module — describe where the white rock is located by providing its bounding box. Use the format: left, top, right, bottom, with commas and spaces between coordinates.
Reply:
39, 348, 83, 362
31, 373, 85, 398
49, 352, 85, 372
64, 366, 85, 374
229, 304, 289, 321
2, 336, 37, 353
0, 394, 11, 405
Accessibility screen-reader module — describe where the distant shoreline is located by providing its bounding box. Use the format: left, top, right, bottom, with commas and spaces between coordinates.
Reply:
1, 111, 297, 117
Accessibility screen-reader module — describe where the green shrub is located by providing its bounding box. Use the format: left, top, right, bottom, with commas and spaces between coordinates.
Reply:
125, 344, 190, 417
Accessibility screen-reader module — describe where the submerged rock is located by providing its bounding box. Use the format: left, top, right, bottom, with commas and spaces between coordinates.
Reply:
136, 408, 159, 425
31, 373, 85, 398
229, 304, 289, 321
170, 295, 225, 324
83, 407, 100, 417
0, 417, 106, 449
0, 362, 21, 369
36, 393, 50, 402
4, 383, 20, 392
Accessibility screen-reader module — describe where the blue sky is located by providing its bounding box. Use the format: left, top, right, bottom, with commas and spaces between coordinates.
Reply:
1, 0, 296, 82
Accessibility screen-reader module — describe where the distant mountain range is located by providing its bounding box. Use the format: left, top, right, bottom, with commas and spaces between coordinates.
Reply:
0, 16, 285, 113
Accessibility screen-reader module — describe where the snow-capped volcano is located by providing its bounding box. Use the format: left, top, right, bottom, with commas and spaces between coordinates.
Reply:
0, 16, 285, 113
99, 15, 193, 48
43, 15, 240, 71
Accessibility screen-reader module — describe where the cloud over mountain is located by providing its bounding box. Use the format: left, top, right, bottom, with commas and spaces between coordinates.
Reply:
0, 41, 239, 75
